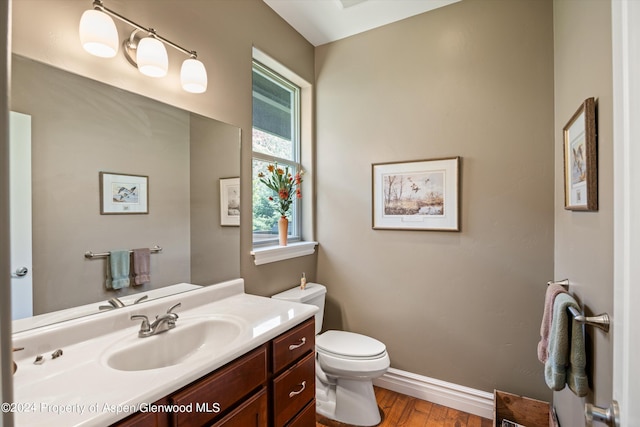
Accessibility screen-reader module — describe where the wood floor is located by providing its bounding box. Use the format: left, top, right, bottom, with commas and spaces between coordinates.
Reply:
316, 387, 493, 427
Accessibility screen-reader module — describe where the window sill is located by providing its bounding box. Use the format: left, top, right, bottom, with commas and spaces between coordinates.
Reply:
250, 241, 318, 265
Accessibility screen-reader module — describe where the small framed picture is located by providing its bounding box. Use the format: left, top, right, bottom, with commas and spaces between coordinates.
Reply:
563, 97, 597, 211
372, 157, 460, 231
100, 172, 148, 215
220, 177, 240, 226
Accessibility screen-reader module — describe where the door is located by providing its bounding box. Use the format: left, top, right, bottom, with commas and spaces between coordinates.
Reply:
612, 1, 640, 425
9, 111, 32, 320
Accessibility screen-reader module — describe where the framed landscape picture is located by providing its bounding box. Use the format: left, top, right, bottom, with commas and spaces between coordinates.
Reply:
372, 157, 460, 231
220, 177, 240, 226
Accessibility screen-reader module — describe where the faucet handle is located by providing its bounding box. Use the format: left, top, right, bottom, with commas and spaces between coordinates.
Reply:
166, 302, 181, 319
134, 295, 148, 304
131, 314, 151, 333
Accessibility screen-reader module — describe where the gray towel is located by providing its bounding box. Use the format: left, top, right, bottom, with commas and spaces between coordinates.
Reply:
132, 248, 151, 285
106, 250, 130, 290
544, 293, 588, 396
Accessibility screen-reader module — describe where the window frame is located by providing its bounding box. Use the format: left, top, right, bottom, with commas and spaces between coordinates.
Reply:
252, 60, 302, 246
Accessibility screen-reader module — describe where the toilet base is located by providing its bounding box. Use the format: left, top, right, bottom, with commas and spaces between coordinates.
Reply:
316, 376, 381, 426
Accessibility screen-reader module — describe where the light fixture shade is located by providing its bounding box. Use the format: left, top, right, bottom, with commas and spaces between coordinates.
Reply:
136, 37, 168, 78
181, 58, 208, 93
79, 9, 119, 58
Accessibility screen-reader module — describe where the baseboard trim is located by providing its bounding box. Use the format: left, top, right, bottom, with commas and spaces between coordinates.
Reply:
373, 368, 494, 419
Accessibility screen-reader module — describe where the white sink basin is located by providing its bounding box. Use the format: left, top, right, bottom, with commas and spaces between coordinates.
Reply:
104, 317, 244, 371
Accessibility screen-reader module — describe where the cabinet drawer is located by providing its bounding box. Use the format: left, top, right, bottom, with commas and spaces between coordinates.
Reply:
170, 345, 267, 427
272, 318, 315, 373
212, 387, 267, 427
273, 352, 315, 427
286, 399, 316, 427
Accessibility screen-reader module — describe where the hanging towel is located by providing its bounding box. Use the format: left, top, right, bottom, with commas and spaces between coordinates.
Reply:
544, 293, 588, 397
537, 283, 569, 363
132, 248, 151, 286
106, 250, 130, 290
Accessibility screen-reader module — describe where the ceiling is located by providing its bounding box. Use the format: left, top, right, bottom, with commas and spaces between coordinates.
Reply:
263, 0, 461, 46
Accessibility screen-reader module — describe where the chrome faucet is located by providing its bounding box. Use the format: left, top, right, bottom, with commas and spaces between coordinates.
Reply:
99, 297, 126, 311
131, 303, 181, 338
99, 295, 147, 311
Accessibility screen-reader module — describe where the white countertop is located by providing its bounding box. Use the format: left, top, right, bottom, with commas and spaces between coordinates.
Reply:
11, 279, 317, 426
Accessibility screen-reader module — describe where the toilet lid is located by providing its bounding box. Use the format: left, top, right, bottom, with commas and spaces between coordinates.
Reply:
316, 330, 386, 358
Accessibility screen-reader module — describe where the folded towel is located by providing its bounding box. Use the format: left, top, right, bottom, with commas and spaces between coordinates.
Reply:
106, 250, 130, 290
544, 293, 588, 396
537, 283, 569, 363
132, 248, 151, 286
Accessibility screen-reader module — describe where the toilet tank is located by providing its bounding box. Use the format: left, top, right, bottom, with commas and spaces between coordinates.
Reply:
272, 282, 326, 334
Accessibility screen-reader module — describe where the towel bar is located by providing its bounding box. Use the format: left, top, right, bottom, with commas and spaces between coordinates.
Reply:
567, 306, 610, 333
84, 245, 162, 259
547, 278, 569, 289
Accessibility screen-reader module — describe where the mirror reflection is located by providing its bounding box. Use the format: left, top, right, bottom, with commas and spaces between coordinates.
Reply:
10, 55, 241, 332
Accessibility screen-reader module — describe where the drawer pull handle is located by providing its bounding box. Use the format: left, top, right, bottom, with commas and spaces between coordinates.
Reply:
288, 337, 306, 351
289, 381, 306, 398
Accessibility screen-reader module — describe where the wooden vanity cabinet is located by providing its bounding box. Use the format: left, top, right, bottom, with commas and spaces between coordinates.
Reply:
270, 318, 316, 427
170, 345, 267, 426
113, 398, 170, 427
111, 318, 316, 427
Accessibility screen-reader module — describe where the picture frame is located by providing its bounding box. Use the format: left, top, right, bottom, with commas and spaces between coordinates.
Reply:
563, 97, 597, 211
220, 177, 240, 226
100, 172, 148, 215
372, 157, 460, 231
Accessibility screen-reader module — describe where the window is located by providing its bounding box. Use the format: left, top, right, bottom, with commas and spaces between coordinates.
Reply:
252, 61, 302, 245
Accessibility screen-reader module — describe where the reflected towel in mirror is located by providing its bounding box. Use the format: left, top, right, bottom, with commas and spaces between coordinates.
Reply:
107, 250, 130, 290
133, 248, 151, 286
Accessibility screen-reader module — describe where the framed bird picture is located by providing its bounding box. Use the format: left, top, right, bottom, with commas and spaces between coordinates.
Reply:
100, 172, 149, 214
372, 157, 460, 231
563, 97, 597, 211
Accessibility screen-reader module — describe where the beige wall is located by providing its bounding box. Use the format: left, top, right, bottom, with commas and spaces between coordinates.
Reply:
553, 0, 613, 424
315, 0, 555, 399
190, 114, 241, 285
10, 0, 317, 300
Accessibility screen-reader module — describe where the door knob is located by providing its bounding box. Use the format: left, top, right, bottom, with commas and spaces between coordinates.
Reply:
585, 401, 620, 427
12, 266, 29, 278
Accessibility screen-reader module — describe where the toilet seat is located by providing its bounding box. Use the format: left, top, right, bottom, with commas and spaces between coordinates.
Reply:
316, 330, 387, 360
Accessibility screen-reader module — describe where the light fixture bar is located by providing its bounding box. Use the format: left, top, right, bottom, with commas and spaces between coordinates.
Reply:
91, 0, 198, 59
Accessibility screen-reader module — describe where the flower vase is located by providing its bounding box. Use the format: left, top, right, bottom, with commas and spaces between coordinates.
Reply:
278, 216, 288, 246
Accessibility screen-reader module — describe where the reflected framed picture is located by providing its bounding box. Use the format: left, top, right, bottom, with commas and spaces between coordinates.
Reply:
220, 177, 240, 226
563, 97, 597, 211
372, 157, 460, 231
100, 172, 148, 215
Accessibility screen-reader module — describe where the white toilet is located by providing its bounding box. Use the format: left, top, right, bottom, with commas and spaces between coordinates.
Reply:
272, 282, 390, 426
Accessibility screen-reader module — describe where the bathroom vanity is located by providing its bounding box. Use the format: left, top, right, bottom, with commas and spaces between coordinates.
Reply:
113, 318, 316, 426
11, 279, 317, 426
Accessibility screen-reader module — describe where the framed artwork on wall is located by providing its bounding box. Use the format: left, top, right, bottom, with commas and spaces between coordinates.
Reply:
220, 177, 240, 226
100, 172, 149, 214
372, 157, 460, 231
563, 97, 597, 211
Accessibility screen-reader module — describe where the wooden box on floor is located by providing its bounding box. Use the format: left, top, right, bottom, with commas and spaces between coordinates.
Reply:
493, 390, 551, 427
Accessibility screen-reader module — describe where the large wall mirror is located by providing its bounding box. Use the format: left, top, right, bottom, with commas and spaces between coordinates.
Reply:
10, 54, 241, 332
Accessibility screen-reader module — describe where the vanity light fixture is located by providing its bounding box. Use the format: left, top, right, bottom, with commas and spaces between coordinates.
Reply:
79, 0, 208, 93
